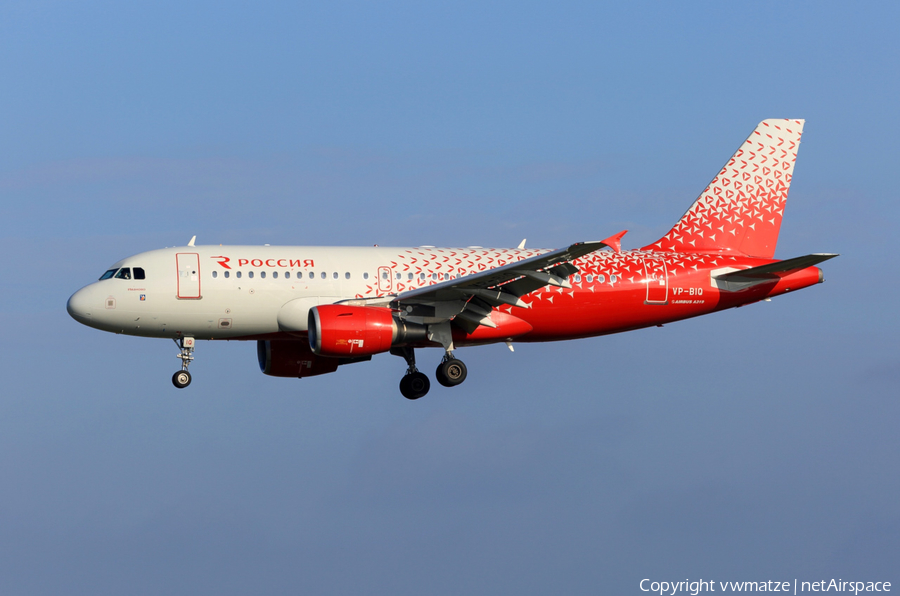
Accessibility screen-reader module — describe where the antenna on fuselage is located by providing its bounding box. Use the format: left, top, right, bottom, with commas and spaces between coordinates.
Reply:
188, 235, 196, 247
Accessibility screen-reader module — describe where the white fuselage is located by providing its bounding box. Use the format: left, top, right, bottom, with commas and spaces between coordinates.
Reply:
66, 245, 544, 340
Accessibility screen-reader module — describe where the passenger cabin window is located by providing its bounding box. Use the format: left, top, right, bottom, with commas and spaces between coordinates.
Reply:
321, 272, 326, 279
236, 271, 242, 279
212, 271, 218, 278
99, 269, 117, 280
332, 272, 338, 280
284, 271, 290, 279
224, 271, 230, 279
345, 272, 350, 279
114, 268, 132, 280
248, 271, 254, 279
260, 271, 267, 279
363, 272, 369, 280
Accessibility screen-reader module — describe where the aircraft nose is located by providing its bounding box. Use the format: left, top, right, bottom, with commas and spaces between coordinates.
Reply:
67, 287, 95, 323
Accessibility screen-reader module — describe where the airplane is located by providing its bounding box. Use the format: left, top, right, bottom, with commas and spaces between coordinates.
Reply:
67, 119, 837, 399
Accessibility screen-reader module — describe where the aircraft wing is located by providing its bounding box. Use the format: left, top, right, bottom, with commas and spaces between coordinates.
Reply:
389, 241, 610, 332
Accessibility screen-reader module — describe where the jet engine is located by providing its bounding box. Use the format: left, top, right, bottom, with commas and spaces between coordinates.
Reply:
308, 305, 427, 357
258, 339, 344, 377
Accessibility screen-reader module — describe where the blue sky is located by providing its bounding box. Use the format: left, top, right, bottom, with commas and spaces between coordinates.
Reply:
1, 1, 897, 594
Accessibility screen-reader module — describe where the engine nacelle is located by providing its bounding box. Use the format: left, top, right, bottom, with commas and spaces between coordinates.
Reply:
257, 340, 341, 377
308, 305, 426, 357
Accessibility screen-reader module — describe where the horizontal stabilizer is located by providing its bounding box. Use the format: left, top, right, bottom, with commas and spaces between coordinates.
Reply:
716, 253, 839, 280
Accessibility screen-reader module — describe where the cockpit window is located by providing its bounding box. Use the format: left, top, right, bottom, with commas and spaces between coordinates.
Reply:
114, 268, 132, 280
99, 269, 118, 280
133, 267, 145, 280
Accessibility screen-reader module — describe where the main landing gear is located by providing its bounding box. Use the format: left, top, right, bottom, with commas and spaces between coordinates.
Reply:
393, 347, 429, 400
436, 354, 467, 387
172, 337, 195, 389
392, 347, 467, 400
399, 371, 430, 400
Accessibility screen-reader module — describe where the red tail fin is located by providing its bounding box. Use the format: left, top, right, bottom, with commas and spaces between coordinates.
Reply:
644, 119, 804, 258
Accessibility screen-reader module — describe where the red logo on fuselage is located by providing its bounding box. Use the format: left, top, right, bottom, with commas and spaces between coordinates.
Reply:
210, 256, 315, 269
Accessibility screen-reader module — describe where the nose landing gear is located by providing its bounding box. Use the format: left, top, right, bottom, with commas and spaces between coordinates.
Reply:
172, 337, 195, 388
172, 370, 192, 388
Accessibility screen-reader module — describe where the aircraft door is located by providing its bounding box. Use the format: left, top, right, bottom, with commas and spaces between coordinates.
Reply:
176, 253, 202, 299
377, 266, 392, 293
642, 256, 668, 304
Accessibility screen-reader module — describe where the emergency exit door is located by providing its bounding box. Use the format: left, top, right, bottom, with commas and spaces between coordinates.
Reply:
642, 256, 668, 304
377, 266, 392, 293
176, 253, 202, 299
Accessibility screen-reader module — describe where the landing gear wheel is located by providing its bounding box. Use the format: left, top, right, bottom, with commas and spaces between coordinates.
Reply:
172, 337, 195, 389
400, 372, 430, 400
172, 370, 192, 389
436, 359, 467, 387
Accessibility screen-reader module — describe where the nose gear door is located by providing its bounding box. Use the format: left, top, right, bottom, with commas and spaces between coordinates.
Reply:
176, 253, 202, 299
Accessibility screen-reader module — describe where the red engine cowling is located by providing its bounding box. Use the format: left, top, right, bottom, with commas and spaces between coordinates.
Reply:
309, 305, 422, 357
257, 340, 340, 378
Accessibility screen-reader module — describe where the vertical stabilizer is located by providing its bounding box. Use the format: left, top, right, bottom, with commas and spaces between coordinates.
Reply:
645, 119, 804, 258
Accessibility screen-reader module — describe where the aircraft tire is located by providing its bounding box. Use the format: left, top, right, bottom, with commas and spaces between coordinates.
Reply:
172, 370, 192, 389
436, 359, 467, 387
435, 366, 448, 387
400, 372, 430, 400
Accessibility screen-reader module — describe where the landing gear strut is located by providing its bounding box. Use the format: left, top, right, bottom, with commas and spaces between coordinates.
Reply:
172, 337, 195, 389
436, 354, 467, 387
392, 347, 430, 400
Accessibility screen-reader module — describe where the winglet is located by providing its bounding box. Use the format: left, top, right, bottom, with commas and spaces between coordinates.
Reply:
517, 238, 526, 249
599, 230, 627, 253
188, 235, 196, 247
